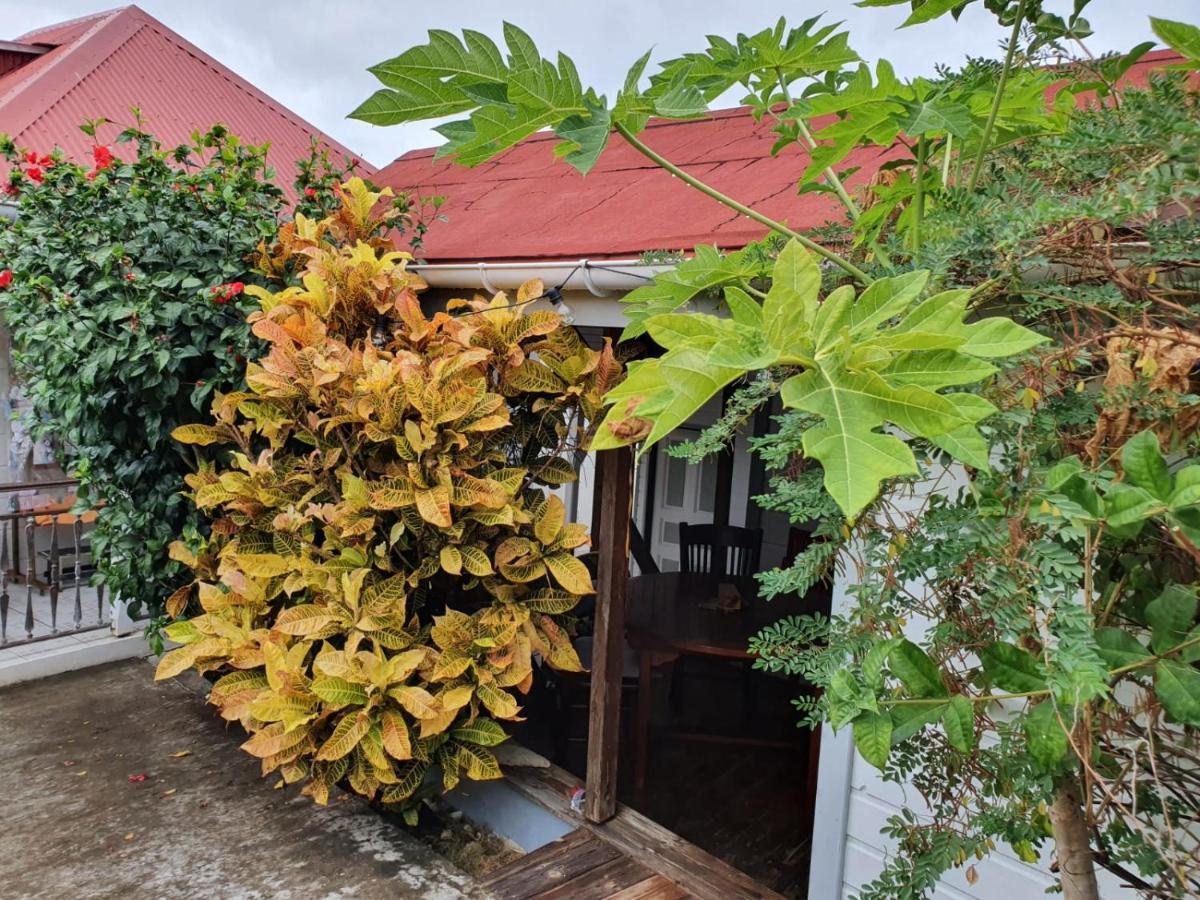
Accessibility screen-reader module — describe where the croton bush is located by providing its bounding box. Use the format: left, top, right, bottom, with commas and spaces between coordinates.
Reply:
0, 124, 282, 619
156, 179, 621, 815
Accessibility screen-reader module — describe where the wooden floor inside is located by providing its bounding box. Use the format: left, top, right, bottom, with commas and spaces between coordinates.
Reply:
482, 828, 685, 900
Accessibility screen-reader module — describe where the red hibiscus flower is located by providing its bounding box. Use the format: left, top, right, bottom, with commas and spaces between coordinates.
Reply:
23, 151, 38, 164
92, 145, 114, 170
0, 270, 12, 289
26, 167, 43, 184
38, 154, 53, 167
304, 187, 316, 198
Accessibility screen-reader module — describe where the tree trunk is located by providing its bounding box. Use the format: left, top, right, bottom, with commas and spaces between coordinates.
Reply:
1049, 779, 1100, 900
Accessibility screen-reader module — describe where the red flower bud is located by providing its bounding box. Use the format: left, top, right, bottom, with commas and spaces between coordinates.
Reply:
304, 187, 316, 198
0, 270, 12, 289
124, 273, 135, 281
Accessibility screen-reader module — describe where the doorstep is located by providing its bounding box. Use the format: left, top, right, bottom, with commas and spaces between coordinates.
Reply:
449, 747, 784, 900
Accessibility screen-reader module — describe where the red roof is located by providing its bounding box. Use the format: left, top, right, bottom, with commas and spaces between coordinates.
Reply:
375, 49, 1185, 264
0, 6, 372, 201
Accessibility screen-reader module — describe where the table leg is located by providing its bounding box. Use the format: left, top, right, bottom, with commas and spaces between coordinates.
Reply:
634, 650, 653, 804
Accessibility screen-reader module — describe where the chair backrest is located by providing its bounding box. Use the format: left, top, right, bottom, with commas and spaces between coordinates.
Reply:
678, 523, 763, 577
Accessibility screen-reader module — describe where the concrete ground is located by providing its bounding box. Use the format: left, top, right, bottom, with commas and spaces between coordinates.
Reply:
0, 659, 486, 900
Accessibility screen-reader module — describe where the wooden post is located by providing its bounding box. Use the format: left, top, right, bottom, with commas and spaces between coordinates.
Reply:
586, 446, 634, 823
712, 385, 736, 531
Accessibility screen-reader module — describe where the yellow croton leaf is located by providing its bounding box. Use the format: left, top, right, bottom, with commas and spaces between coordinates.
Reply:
315, 711, 370, 761
543, 553, 594, 595
159, 179, 622, 815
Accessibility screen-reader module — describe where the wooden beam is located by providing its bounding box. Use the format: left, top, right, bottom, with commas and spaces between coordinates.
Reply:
712, 385, 736, 532
743, 395, 774, 532
586, 446, 634, 823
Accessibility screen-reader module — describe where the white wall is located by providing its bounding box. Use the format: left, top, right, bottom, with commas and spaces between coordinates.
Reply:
810, 468, 1127, 900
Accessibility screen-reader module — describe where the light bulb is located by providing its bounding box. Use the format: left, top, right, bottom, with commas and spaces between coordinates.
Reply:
556, 299, 575, 326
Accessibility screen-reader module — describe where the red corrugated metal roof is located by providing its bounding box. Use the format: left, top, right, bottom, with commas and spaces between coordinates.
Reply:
375, 49, 1186, 263
0, 5, 371, 201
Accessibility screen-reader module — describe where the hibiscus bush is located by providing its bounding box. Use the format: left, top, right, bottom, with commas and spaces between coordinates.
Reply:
156, 179, 621, 816
0, 124, 283, 619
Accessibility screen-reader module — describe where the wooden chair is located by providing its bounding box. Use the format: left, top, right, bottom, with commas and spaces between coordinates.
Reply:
678, 523, 763, 577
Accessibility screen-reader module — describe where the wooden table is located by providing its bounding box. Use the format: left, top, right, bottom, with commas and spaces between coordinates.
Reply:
624, 572, 829, 802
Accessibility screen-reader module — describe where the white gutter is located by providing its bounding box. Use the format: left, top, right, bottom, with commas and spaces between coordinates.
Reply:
409, 258, 673, 297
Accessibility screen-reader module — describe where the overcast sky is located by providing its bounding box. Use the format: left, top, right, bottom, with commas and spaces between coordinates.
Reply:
6, 1, 1195, 167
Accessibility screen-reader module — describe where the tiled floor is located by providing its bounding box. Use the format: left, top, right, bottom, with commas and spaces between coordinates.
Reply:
0, 581, 108, 658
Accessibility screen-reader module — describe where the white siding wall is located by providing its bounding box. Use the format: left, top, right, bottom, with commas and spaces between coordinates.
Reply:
811, 468, 1127, 899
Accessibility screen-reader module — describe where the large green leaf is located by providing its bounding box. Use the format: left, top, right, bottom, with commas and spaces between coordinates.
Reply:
979, 642, 1046, 693
1151, 17, 1200, 64
1024, 701, 1070, 768
853, 711, 894, 768
941, 695, 975, 752
354, 24, 596, 171
596, 239, 1043, 518
764, 240, 821, 350
1094, 628, 1151, 669
1121, 430, 1172, 500
619, 245, 768, 339
1155, 660, 1200, 726
888, 640, 947, 698
783, 367, 920, 519
1145, 584, 1198, 655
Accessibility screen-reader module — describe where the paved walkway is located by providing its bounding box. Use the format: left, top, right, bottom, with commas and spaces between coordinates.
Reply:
0, 659, 485, 899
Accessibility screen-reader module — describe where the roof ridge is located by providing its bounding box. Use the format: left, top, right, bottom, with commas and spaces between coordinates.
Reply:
16, 6, 127, 43
0, 8, 135, 118
132, 9, 370, 167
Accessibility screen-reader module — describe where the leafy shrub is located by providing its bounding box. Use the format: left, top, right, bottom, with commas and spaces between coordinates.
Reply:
358, 10, 1200, 895
0, 124, 283, 619
157, 179, 621, 815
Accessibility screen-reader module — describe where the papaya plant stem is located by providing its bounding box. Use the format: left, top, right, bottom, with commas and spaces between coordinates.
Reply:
613, 120, 872, 285
967, 0, 1026, 192
775, 69, 861, 219
912, 135, 928, 258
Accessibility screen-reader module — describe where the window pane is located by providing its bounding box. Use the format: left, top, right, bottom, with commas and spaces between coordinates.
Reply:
664, 449, 686, 508
662, 521, 679, 544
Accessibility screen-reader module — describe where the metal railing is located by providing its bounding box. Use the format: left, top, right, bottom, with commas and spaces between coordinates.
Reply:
0, 478, 107, 647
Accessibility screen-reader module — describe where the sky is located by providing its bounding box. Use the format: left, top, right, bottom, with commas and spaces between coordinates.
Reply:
5, 0, 1196, 169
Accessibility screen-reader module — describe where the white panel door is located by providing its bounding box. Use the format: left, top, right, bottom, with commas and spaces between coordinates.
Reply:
649, 429, 718, 571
